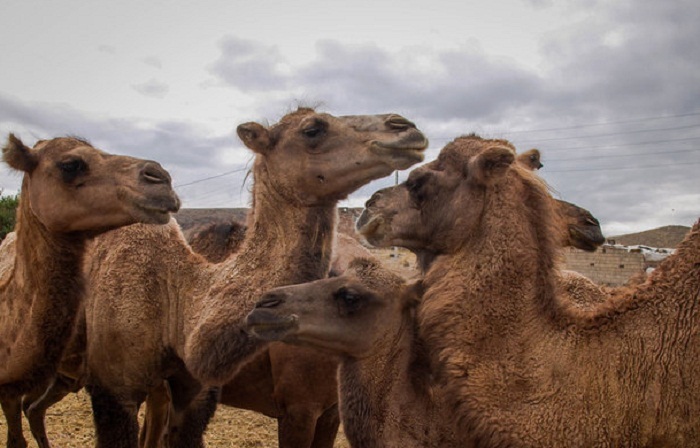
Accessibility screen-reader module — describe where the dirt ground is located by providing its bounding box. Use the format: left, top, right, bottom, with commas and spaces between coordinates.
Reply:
0, 389, 351, 447
0, 249, 415, 447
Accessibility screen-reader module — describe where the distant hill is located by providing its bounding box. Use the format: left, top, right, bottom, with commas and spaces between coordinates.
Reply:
609, 225, 691, 249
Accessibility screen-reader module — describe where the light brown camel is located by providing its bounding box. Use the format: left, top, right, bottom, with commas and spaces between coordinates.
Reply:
247, 257, 461, 448
391, 134, 700, 446
84, 109, 428, 448
0, 134, 179, 448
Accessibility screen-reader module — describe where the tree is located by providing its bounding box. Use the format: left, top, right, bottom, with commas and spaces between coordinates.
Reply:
0, 191, 19, 241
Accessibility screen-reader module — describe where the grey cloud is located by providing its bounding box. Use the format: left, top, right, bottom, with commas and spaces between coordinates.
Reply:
97, 44, 116, 54
209, 36, 288, 91
0, 93, 234, 173
133, 79, 169, 98
141, 56, 163, 69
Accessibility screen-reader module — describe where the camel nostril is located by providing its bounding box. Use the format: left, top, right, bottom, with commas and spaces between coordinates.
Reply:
385, 115, 416, 131
256, 293, 285, 309
141, 162, 170, 185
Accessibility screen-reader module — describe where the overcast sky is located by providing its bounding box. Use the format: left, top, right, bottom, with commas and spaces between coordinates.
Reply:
1, 0, 698, 237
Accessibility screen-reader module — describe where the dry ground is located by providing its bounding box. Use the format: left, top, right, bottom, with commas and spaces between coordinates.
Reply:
0, 249, 415, 447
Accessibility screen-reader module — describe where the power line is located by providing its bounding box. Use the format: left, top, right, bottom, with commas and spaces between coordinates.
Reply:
546, 148, 700, 162
497, 111, 700, 134
514, 124, 700, 144
547, 161, 700, 173
174, 167, 248, 188
528, 136, 700, 152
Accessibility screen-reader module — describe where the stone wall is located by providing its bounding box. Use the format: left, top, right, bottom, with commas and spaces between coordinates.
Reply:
563, 245, 646, 286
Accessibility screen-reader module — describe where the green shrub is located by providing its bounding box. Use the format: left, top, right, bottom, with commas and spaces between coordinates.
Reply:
0, 191, 19, 241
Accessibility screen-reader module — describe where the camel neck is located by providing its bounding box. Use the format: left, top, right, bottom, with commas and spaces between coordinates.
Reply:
242, 187, 336, 283
338, 311, 436, 447
0, 191, 85, 391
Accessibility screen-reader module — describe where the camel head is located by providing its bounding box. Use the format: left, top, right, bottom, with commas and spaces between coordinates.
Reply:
356, 185, 427, 252
517, 148, 543, 170
357, 186, 604, 253
2, 134, 181, 234
237, 108, 429, 205
358, 141, 602, 254
360, 134, 562, 254
556, 200, 605, 251
247, 257, 418, 358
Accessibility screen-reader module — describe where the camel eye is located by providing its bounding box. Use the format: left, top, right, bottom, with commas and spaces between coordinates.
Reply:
406, 175, 427, 204
302, 119, 327, 139
334, 287, 363, 315
57, 158, 88, 182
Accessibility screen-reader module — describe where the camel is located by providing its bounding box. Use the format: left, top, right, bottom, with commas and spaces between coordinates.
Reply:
186, 219, 351, 448
246, 257, 461, 448
355, 158, 605, 272
23, 197, 377, 448
0, 134, 180, 448
84, 109, 429, 448
386, 134, 700, 446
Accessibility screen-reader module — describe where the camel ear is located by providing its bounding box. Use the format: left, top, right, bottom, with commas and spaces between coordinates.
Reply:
468, 145, 515, 185
3, 134, 38, 173
237, 122, 271, 154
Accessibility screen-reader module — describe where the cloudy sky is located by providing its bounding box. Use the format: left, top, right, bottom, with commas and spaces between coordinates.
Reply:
0, 0, 698, 237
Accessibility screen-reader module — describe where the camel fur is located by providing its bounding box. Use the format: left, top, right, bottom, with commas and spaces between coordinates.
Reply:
397, 134, 700, 446
83, 109, 428, 448
0, 134, 179, 448
247, 257, 460, 448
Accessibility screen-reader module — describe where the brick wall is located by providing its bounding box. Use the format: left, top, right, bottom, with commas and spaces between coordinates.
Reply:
563, 245, 646, 286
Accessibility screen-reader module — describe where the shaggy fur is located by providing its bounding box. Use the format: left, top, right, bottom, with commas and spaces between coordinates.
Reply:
83, 109, 428, 448
247, 258, 461, 448
0, 134, 178, 448
187, 222, 372, 447
407, 135, 700, 446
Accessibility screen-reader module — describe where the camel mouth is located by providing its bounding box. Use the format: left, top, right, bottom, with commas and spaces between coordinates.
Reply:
370, 143, 426, 170
569, 227, 604, 252
356, 213, 385, 242
246, 312, 299, 341
132, 200, 180, 224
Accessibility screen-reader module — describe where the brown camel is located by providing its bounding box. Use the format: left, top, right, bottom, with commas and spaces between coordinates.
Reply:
0, 134, 179, 448
22, 208, 375, 448
247, 257, 461, 448
84, 109, 428, 448
391, 134, 700, 446
355, 161, 604, 272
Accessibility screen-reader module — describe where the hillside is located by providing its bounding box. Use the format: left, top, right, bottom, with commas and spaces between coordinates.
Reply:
609, 225, 691, 249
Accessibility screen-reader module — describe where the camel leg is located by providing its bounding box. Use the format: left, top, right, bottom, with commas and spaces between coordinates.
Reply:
22, 373, 82, 448
277, 404, 323, 448
166, 387, 219, 448
138, 380, 172, 448
310, 405, 340, 448
87, 383, 140, 448
2, 397, 28, 448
